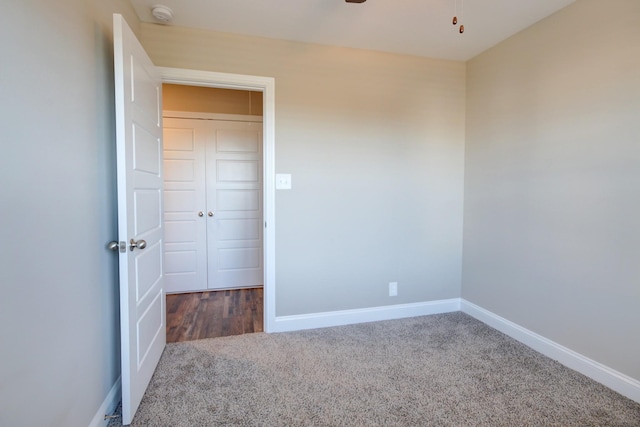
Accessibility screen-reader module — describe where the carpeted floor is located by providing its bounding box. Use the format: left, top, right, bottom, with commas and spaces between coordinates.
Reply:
108, 312, 640, 426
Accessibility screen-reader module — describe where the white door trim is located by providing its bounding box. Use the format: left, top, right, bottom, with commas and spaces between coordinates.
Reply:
163, 110, 263, 123
157, 67, 276, 333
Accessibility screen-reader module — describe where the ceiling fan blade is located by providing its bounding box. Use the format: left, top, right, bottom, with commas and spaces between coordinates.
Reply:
345, 0, 367, 3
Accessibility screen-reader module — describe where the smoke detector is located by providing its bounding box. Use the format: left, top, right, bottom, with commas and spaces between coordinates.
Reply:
151, 5, 173, 24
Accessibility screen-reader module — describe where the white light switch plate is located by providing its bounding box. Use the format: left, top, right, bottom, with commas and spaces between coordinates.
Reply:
276, 174, 292, 190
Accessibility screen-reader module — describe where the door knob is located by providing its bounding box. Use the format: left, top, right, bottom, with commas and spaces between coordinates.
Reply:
129, 238, 147, 251
198, 211, 204, 217
208, 211, 214, 217
108, 241, 125, 253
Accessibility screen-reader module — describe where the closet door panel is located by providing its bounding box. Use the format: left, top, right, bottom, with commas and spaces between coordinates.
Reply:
162, 119, 208, 293
206, 121, 263, 290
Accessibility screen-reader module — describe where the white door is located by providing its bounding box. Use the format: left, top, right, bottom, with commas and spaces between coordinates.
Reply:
113, 14, 165, 425
207, 120, 263, 289
161, 118, 263, 292
162, 118, 207, 293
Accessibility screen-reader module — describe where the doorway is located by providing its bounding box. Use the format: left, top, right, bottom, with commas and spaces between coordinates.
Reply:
162, 84, 265, 339
157, 67, 276, 334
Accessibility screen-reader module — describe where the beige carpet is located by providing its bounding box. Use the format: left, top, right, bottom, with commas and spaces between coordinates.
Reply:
110, 312, 640, 426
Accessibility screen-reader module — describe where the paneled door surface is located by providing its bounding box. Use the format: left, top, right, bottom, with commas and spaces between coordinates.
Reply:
113, 14, 165, 425
162, 118, 207, 293
162, 118, 263, 292
207, 120, 263, 289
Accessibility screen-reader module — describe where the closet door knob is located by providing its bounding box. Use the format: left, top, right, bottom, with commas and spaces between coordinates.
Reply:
198, 211, 204, 217
208, 211, 214, 217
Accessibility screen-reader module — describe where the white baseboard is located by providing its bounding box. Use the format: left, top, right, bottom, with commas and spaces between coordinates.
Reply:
271, 298, 461, 333
461, 299, 640, 404
88, 376, 121, 427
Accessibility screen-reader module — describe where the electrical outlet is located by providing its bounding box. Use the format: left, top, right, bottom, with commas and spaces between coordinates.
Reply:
389, 282, 398, 297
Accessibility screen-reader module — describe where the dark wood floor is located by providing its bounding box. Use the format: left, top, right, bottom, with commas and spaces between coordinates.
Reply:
166, 287, 263, 343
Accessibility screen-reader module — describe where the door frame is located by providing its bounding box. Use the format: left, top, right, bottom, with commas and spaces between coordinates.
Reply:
158, 67, 276, 333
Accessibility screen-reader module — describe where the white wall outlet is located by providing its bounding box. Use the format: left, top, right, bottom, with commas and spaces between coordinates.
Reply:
389, 282, 398, 297
276, 173, 292, 190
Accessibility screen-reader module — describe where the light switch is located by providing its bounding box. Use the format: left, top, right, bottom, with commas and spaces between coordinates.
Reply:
276, 174, 292, 190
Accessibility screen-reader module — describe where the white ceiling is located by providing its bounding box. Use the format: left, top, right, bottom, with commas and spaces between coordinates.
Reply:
129, 0, 575, 61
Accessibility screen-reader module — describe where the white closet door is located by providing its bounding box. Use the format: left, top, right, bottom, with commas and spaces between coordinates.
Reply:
162, 118, 207, 293
206, 121, 264, 289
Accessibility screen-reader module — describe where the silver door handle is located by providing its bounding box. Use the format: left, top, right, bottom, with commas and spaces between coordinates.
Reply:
129, 239, 147, 251
198, 211, 204, 217
208, 211, 214, 217
108, 241, 126, 253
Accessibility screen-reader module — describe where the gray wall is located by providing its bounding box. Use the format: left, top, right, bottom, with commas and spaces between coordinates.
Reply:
0, 1, 139, 426
463, 0, 640, 381
141, 25, 467, 316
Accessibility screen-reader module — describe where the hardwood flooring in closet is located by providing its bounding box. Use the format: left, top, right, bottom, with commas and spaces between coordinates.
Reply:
166, 288, 263, 343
